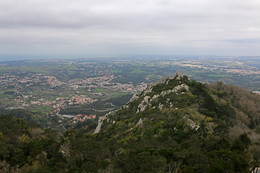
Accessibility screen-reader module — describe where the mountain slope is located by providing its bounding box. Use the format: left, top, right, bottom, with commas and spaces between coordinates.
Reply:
93, 73, 260, 172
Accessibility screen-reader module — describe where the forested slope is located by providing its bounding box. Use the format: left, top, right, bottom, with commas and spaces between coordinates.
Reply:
1, 73, 260, 172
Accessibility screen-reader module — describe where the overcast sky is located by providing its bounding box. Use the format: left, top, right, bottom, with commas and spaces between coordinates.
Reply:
1, 0, 260, 59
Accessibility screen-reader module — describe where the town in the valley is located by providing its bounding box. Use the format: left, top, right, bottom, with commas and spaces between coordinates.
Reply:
0, 57, 260, 127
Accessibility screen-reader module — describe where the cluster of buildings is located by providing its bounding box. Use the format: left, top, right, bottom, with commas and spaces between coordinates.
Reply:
13, 94, 97, 115
0, 72, 148, 118
72, 114, 97, 123
68, 75, 115, 90
30, 95, 96, 112
45, 76, 64, 87
0, 72, 147, 97
0, 73, 61, 90
226, 69, 260, 75
0, 70, 148, 118
173, 60, 260, 76
67, 75, 147, 92
252, 91, 260, 95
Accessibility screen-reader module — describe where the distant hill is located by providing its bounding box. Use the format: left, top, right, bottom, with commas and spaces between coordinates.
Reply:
1, 73, 260, 172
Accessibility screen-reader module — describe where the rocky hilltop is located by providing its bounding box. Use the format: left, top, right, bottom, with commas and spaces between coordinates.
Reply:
93, 72, 260, 172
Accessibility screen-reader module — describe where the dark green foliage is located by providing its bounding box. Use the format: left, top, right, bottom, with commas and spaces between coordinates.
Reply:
10, 149, 26, 167
113, 150, 166, 173
0, 108, 61, 129
0, 115, 67, 172
206, 149, 249, 173
239, 134, 251, 149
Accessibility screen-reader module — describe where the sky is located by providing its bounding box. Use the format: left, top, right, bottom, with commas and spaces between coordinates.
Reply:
1, 0, 260, 59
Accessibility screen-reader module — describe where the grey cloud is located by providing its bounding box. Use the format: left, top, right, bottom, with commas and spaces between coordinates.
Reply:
0, 0, 260, 57
224, 38, 260, 44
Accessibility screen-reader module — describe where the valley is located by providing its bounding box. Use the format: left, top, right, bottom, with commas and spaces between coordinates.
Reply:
0, 57, 260, 130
